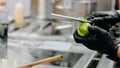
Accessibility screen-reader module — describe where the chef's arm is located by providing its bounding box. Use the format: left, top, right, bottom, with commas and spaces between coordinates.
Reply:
117, 47, 120, 59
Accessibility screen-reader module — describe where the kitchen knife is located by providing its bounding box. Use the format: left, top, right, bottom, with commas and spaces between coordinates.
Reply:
51, 13, 91, 23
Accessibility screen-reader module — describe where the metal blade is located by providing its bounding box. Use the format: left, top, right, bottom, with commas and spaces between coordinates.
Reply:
51, 13, 89, 23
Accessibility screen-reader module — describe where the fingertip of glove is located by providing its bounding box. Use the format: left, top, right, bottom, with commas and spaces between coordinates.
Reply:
88, 26, 95, 31
87, 26, 95, 35
73, 30, 81, 43
73, 30, 79, 38
88, 26, 107, 34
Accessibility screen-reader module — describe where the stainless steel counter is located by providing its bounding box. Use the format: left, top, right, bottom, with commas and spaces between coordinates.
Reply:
7, 20, 116, 68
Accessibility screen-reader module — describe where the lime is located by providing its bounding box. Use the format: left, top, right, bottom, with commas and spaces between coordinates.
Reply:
77, 22, 91, 37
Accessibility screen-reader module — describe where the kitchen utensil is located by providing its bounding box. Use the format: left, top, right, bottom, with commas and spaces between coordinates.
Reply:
17, 55, 63, 68
51, 13, 91, 23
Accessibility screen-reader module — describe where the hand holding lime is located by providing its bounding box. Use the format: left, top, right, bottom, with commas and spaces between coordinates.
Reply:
77, 17, 91, 37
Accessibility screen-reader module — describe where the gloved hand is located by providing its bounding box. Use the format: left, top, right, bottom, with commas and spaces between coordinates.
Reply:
87, 11, 120, 31
73, 26, 120, 61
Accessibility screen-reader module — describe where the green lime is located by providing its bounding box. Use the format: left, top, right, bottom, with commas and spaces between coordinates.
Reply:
77, 22, 91, 37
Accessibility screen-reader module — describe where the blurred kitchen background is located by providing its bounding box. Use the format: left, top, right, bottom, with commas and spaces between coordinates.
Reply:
0, 0, 119, 68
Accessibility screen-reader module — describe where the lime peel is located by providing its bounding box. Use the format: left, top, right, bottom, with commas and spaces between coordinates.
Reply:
77, 17, 91, 37
77, 17, 87, 23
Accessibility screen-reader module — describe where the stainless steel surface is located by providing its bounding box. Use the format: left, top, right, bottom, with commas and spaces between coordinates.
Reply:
96, 54, 115, 68
0, 59, 28, 68
32, 65, 67, 68
8, 38, 118, 68
0, 59, 66, 68
73, 51, 97, 68
8, 32, 117, 68
8, 33, 67, 41
8, 40, 95, 68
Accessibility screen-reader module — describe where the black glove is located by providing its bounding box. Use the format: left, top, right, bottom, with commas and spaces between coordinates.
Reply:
87, 11, 120, 31
110, 25, 120, 38
73, 26, 120, 61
